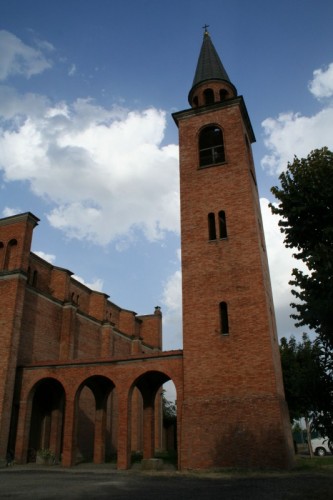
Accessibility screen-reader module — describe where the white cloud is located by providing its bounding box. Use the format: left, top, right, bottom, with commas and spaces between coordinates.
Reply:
32, 253, 103, 292
0, 93, 180, 246
2, 206, 21, 217
68, 64, 77, 77
34, 250, 56, 264
73, 274, 104, 292
161, 252, 182, 350
162, 269, 182, 313
0, 85, 50, 120
261, 61, 333, 175
0, 30, 52, 81
309, 62, 333, 99
260, 198, 307, 338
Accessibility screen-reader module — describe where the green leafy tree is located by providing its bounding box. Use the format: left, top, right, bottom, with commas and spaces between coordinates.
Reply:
279, 334, 331, 454
271, 148, 333, 444
280, 334, 322, 420
270, 147, 333, 347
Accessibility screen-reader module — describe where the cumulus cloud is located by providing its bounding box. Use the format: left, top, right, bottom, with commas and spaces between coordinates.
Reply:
261, 62, 333, 175
0, 30, 53, 81
161, 252, 182, 350
73, 274, 104, 292
2, 206, 21, 217
0, 94, 180, 246
34, 250, 56, 264
260, 198, 307, 338
309, 62, 333, 99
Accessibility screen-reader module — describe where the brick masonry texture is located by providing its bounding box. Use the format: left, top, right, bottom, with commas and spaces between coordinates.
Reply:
0, 67, 295, 470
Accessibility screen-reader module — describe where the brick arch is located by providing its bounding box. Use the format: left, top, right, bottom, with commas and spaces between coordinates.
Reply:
76, 374, 115, 404
131, 370, 171, 402
74, 375, 116, 464
27, 377, 65, 463
14, 354, 183, 468
128, 370, 178, 465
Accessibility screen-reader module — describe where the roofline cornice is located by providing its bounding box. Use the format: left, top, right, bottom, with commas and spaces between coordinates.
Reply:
172, 96, 256, 143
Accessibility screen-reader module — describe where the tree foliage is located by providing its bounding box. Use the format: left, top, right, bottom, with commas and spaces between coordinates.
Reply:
279, 334, 323, 422
270, 147, 333, 346
162, 392, 177, 426
272, 147, 333, 444
280, 334, 333, 446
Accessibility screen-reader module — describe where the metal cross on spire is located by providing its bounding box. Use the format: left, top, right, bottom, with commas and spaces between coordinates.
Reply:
202, 24, 210, 34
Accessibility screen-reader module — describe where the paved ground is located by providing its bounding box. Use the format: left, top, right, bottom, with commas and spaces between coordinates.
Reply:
0, 465, 332, 499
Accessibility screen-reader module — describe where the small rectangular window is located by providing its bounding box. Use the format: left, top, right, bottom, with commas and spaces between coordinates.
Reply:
220, 301, 229, 335
218, 211, 227, 239
208, 213, 216, 240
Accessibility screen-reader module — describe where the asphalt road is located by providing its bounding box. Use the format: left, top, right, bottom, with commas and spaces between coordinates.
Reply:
0, 467, 332, 500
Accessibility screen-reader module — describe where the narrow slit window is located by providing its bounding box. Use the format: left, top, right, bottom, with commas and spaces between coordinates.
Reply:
199, 126, 225, 167
208, 213, 216, 240
3, 238, 18, 270
32, 270, 38, 287
0, 241, 4, 270
220, 302, 229, 335
218, 210, 227, 239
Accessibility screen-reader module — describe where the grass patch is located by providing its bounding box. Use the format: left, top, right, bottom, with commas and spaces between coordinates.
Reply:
295, 455, 333, 471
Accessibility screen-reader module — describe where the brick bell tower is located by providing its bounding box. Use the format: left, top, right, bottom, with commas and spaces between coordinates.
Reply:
173, 29, 295, 469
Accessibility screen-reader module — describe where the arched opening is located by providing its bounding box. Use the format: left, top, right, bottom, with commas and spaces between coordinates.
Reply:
28, 378, 65, 463
204, 88, 214, 105
129, 371, 178, 469
199, 125, 225, 167
3, 239, 18, 270
192, 95, 199, 107
76, 375, 116, 464
220, 89, 229, 101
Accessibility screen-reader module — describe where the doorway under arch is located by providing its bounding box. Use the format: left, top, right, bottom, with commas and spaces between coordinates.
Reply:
28, 378, 65, 463
129, 371, 178, 467
75, 375, 116, 464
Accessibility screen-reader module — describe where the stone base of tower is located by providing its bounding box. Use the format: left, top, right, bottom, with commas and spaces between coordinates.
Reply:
179, 395, 295, 470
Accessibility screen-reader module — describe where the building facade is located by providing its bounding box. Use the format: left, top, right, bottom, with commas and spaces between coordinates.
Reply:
0, 31, 295, 469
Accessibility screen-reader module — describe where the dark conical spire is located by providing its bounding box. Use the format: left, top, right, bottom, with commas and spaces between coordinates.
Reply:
192, 29, 231, 88
188, 29, 237, 106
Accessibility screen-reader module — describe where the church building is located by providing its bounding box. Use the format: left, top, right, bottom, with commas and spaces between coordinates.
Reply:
0, 30, 295, 469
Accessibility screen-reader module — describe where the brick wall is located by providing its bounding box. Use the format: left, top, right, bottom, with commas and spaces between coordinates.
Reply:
0, 212, 164, 464
174, 91, 295, 468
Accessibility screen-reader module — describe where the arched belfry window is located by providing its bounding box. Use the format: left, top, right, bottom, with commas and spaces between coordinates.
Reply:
199, 126, 225, 167
204, 88, 214, 105
220, 89, 228, 101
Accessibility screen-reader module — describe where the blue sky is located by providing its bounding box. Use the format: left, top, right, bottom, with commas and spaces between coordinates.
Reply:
1, 0, 333, 352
